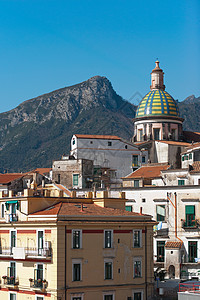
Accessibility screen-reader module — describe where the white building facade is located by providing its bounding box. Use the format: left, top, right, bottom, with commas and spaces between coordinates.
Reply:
70, 134, 148, 186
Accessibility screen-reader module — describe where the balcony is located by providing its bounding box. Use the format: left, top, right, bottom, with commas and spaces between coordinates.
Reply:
6, 214, 18, 223
0, 246, 52, 259
181, 219, 200, 229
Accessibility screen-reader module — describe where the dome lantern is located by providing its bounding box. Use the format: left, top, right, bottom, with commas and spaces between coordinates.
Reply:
150, 60, 165, 91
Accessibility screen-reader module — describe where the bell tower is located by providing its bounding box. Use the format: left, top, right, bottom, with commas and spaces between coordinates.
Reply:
150, 60, 165, 91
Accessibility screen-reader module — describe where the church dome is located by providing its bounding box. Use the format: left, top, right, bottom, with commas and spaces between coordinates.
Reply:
135, 89, 180, 118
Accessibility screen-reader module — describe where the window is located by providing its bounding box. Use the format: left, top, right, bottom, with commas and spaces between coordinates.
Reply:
71, 297, 82, 300
185, 205, 195, 227
104, 230, 113, 248
104, 296, 113, 300
142, 198, 146, 203
73, 174, 79, 186
138, 129, 143, 141
134, 180, 139, 187
37, 230, 44, 255
133, 291, 143, 300
188, 241, 197, 263
189, 153, 192, 159
57, 174, 60, 184
142, 156, 145, 163
108, 141, 112, 146
125, 145, 128, 149
90, 141, 93, 144
156, 205, 165, 221
72, 260, 81, 281
133, 258, 142, 278
104, 260, 113, 280
125, 206, 133, 212
178, 180, 185, 186
72, 230, 82, 249
132, 155, 138, 167
1, 203, 4, 218
72, 139, 75, 145
7, 262, 16, 285
10, 293, 16, 300
10, 230, 16, 253
171, 129, 176, 140
133, 230, 142, 248
36, 296, 44, 300
157, 241, 165, 262
154, 128, 160, 140
182, 155, 184, 161
33, 264, 43, 288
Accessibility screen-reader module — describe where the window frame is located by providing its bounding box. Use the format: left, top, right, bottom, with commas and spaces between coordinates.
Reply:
1, 203, 5, 218
134, 180, 139, 188
72, 259, 82, 282
104, 230, 113, 249
73, 174, 79, 186
133, 230, 142, 248
70, 294, 83, 300
156, 205, 166, 222
108, 141, 112, 147
9, 292, 17, 300
35, 295, 44, 300
72, 229, 82, 249
104, 259, 113, 280
178, 179, 185, 186
133, 290, 144, 300
133, 257, 142, 278
10, 229, 17, 249
102, 291, 115, 300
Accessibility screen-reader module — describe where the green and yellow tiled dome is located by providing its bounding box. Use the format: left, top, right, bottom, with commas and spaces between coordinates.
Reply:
136, 90, 180, 118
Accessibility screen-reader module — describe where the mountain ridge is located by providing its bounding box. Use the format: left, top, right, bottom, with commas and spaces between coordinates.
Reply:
0, 76, 199, 172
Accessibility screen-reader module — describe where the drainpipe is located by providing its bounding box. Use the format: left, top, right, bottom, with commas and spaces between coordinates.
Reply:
167, 193, 183, 244
145, 225, 147, 300
65, 225, 67, 300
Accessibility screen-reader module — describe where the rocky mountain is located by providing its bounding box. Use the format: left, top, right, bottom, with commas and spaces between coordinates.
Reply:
0, 76, 136, 172
0, 75, 199, 173
179, 95, 200, 131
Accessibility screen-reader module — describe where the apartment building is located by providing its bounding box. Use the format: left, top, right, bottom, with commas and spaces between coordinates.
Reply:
0, 187, 156, 300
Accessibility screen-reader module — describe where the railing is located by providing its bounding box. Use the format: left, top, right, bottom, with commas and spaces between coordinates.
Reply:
6, 214, 18, 222
6, 276, 17, 285
0, 246, 52, 258
179, 282, 200, 293
181, 219, 199, 229
30, 279, 43, 288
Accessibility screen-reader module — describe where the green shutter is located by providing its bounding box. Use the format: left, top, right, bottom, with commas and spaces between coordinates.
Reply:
73, 174, 79, 186
186, 205, 195, 214
125, 206, 132, 212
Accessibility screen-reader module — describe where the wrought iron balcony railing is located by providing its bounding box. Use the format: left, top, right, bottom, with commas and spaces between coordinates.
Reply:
181, 219, 199, 229
0, 246, 52, 258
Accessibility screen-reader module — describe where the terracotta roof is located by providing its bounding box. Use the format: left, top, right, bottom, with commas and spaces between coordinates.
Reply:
183, 131, 200, 143
191, 161, 200, 172
74, 134, 121, 140
0, 173, 24, 184
157, 141, 190, 146
185, 142, 200, 151
26, 168, 52, 176
165, 241, 182, 248
123, 164, 170, 179
30, 202, 148, 218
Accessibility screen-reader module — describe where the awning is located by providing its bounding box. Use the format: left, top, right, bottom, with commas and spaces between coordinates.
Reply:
5, 200, 19, 210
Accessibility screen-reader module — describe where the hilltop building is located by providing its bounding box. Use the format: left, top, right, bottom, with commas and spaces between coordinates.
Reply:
0, 186, 156, 300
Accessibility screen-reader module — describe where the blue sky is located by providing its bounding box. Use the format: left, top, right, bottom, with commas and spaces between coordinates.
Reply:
0, 0, 199, 113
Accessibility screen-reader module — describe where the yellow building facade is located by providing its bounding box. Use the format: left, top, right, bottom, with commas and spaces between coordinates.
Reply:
0, 189, 156, 300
